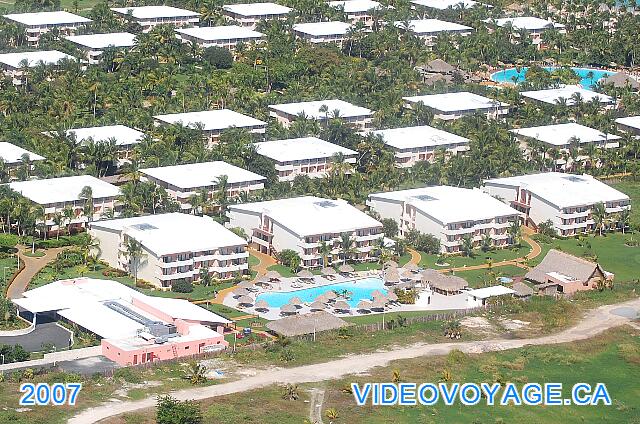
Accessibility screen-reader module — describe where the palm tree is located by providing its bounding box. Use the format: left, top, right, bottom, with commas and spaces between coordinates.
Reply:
318, 240, 332, 268
215, 174, 230, 217
591, 202, 607, 236
199, 267, 212, 286
63, 207, 74, 236
461, 234, 474, 257
125, 237, 146, 284
79, 186, 94, 223
481, 233, 493, 252
52, 212, 63, 240
339, 232, 356, 264
508, 220, 521, 245
77, 233, 100, 266
184, 361, 207, 385
618, 208, 630, 234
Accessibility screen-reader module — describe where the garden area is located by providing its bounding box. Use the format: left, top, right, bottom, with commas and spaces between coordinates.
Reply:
418, 243, 531, 270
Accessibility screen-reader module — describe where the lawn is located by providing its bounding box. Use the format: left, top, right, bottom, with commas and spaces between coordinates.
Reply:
0, 255, 18, 289
248, 253, 260, 268
419, 244, 531, 269
266, 255, 411, 277
611, 180, 640, 227
453, 264, 527, 287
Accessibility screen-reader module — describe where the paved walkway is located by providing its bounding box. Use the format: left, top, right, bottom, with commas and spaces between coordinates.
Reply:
406, 248, 421, 266
0, 346, 102, 373
7, 246, 67, 298
70, 298, 640, 424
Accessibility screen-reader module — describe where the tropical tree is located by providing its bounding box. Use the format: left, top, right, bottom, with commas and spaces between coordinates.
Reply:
339, 232, 356, 264
508, 220, 522, 245
125, 237, 146, 284
591, 202, 607, 236
184, 361, 208, 385
318, 240, 332, 268
461, 234, 474, 257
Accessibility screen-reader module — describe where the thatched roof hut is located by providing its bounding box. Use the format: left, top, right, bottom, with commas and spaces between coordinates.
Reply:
421, 269, 468, 295
404, 263, 419, 272
255, 300, 270, 311
338, 264, 355, 273
236, 281, 254, 290
265, 270, 282, 280
289, 296, 303, 306
356, 300, 372, 310
237, 295, 254, 306
333, 300, 351, 311
321, 267, 336, 276
266, 311, 349, 337
280, 304, 298, 315
309, 301, 326, 311
512, 282, 534, 298
383, 260, 398, 269
600, 72, 640, 89
233, 288, 250, 297
297, 269, 314, 279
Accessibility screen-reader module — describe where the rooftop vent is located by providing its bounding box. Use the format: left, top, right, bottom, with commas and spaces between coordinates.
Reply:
413, 195, 438, 202
131, 223, 158, 231
314, 200, 337, 208
562, 176, 585, 183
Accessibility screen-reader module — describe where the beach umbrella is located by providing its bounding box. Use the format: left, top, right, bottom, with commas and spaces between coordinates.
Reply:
387, 291, 398, 302
265, 270, 281, 280
370, 290, 385, 299
324, 291, 338, 300
309, 301, 326, 311
237, 295, 254, 306
383, 260, 398, 269
404, 263, 419, 272
333, 300, 350, 311
254, 277, 270, 286
321, 267, 336, 275
370, 299, 386, 310
233, 288, 250, 297
280, 304, 297, 315
385, 273, 400, 285
338, 264, 354, 273
289, 296, 303, 306
297, 269, 314, 279
255, 300, 269, 311
356, 300, 372, 310
401, 269, 414, 279
236, 281, 254, 289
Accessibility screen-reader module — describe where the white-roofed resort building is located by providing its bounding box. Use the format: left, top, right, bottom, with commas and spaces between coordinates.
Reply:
0, 142, 45, 179
111, 6, 199, 32
482, 172, 631, 236
140, 161, 266, 212
519, 86, 615, 108
373, 125, 470, 167
367, 186, 521, 253
403, 91, 509, 120
222, 3, 292, 29
410, 0, 480, 11
3, 11, 91, 46
396, 19, 473, 47
292, 21, 352, 46
65, 32, 136, 64
329, 0, 381, 28
9, 175, 120, 234
489, 17, 566, 48
615, 116, 640, 136
13, 277, 230, 366
66, 125, 145, 164
0, 50, 75, 85
255, 137, 357, 181
227, 196, 384, 267
90, 213, 249, 288
176, 25, 266, 51
268, 99, 373, 132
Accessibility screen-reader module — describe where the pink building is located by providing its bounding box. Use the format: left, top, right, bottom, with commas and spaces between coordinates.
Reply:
13, 278, 230, 366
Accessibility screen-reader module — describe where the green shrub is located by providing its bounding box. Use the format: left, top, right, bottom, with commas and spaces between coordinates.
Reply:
114, 367, 143, 384
172, 280, 194, 293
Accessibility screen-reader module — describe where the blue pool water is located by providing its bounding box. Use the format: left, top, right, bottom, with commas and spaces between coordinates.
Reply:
490, 67, 615, 88
255, 277, 387, 308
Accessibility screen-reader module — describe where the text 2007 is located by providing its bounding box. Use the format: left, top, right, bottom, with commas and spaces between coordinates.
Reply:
19, 383, 82, 406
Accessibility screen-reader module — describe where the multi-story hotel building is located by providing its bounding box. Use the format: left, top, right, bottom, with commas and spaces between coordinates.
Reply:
519, 86, 615, 108
222, 3, 292, 29
490, 17, 566, 48
0, 142, 45, 178
615, 116, 640, 136
67, 125, 145, 164
373, 125, 470, 168
140, 161, 266, 211
396, 19, 473, 47
268, 99, 373, 132
9, 175, 120, 233
483, 172, 631, 236
328, 0, 381, 28
90, 213, 249, 288
176, 25, 266, 50
367, 186, 521, 254
403, 92, 510, 120
292, 21, 352, 46
227, 196, 384, 268
254, 137, 357, 181
111, 6, 199, 32
0, 50, 75, 85
3, 11, 91, 46
65, 32, 136, 64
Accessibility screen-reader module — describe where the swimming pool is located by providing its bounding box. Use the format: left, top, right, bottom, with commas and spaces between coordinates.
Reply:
490, 67, 615, 88
255, 277, 387, 308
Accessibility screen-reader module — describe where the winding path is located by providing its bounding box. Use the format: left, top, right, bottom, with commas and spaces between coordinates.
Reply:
406, 248, 421, 266
70, 297, 640, 424
6, 246, 67, 299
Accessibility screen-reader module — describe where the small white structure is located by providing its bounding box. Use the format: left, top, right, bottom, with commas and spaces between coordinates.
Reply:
66, 125, 145, 164
329, 0, 381, 27
491, 17, 565, 47
153, 109, 266, 144
0, 142, 44, 177
292, 21, 351, 45
111, 6, 199, 31
367, 186, 521, 253
483, 172, 631, 236
227, 196, 384, 267
396, 19, 473, 47
9, 175, 120, 233
615, 116, 640, 136
65, 32, 136, 64
403, 92, 509, 120
222, 3, 292, 29
411, 0, 480, 10
91, 213, 249, 288
0, 50, 74, 85
176, 25, 265, 50
268, 99, 373, 132
519, 85, 614, 108
3, 11, 91, 45
255, 137, 357, 181
140, 161, 265, 211
373, 125, 470, 167
466, 285, 515, 308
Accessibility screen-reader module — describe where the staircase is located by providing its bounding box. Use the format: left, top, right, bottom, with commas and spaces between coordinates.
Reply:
172, 345, 178, 358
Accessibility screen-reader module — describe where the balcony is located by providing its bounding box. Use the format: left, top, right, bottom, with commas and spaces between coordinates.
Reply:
210, 263, 249, 273
159, 258, 194, 268
194, 252, 249, 262
559, 210, 590, 219
443, 226, 475, 236
158, 270, 195, 281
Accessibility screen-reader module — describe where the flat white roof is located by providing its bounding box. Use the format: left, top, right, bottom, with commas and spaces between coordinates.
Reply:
369, 186, 520, 225
403, 91, 508, 113
493, 16, 564, 31
520, 85, 613, 105
397, 19, 473, 34
3, 11, 91, 26
223, 2, 292, 16
9, 175, 120, 204
176, 25, 265, 41
511, 123, 620, 146
615, 115, 640, 130
269, 99, 372, 120
154, 109, 266, 131
111, 6, 199, 19
255, 137, 357, 162
92, 213, 247, 255
229, 196, 382, 237
374, 125, 470, 150
483, 172, 630, 209
329, 0, 381, 13
0, 142, 44, 164
65, 32, 136, 49
141, 161, 265, 190
0, 50, 74, 68
466, 285, 515, 299
411, 0, 479, 9
293, 21, 351, 37
67, 125, 145, 147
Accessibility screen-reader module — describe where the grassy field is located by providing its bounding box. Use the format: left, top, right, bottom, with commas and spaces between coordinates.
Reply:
452, 264, 526, 287
611, 180, 640, 227
419, 244, 531, 270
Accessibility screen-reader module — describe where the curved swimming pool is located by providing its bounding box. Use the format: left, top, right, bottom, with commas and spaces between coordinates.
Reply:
490, 67, 615, 88
255, 277, 387, 308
